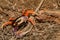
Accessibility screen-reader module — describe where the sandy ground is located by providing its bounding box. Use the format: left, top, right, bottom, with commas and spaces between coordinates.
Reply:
0, 0, 60, 40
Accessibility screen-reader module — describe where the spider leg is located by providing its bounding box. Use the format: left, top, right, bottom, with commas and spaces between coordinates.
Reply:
1, 21, 13, 29
1, 17, 16, 29
9, 17, 16, 21
28, 18, 36, 26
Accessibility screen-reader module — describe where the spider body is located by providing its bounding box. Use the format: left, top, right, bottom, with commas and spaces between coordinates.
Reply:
1, 9, 35, 36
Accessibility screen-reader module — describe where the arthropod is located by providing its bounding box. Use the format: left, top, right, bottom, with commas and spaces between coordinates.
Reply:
1, 9, 36, 37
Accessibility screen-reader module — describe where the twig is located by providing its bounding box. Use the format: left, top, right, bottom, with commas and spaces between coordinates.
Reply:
21, 0, 25, 3
5, 0, 17, 10
35, 0, 44, 13
12, 3, 16, 10
0, 7, 8, 16
33, 0, 44, 32
43, 9, 60, 17
9, 36, 16, 40
5, 0, 13, 5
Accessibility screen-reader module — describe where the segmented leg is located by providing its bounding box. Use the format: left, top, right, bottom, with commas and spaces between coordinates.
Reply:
9, 17, 16, 21
28, 18, 36, 26
1, 17, 16, 29
1, 21, 13, 29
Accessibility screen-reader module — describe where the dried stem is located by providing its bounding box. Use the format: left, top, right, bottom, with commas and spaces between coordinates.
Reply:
0, 7, 8, 16
35, 0, 44, 13
5, 0, 13, 5
43, 9, 60, 17
21, 0, 25, 3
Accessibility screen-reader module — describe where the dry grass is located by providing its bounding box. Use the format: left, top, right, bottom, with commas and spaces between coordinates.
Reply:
0, 0, 60, 40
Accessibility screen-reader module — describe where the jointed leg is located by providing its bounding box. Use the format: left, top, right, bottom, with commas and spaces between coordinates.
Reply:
28, 18, 36, 26
1, 21, 13, 29
1, 17, 16, 29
